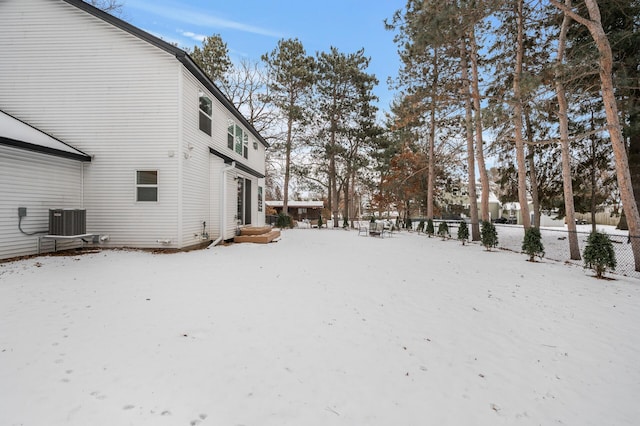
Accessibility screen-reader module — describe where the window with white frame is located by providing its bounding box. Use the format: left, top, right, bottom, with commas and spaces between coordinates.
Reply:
234, 124, 243, 155
136, 170, 158, 202
227, 119, 249, 159
227, 119, 234, 149
199, 91, 212, 135
242, 133, 249, 159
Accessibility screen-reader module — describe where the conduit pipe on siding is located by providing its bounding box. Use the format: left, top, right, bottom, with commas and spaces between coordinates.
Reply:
211, 161, 236, 246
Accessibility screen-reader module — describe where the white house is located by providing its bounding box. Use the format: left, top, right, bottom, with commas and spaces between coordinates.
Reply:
0, 0, 268, 260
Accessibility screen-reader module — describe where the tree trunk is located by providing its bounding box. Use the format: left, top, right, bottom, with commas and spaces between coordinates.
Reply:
282, 114, 294, 216
426, 49, 438, 220
527, 146, 540, 227
524, 109, 541, 227
513, 0, 531, 230
590, 111, 598, 232
461, 39, 480, 240
329, 132, 339, 228
343, 176, 349, 227
469, 29, 490, 223
584, 0, 640, 270
554, 0, 581, 260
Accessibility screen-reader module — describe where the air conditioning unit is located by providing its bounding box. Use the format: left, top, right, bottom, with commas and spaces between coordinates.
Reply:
49, 209, 86, 236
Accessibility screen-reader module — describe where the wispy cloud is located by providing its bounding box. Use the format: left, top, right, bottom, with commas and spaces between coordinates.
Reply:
141, 28, 184, 47
127, 0, 284, 38
178, 30, 207, 43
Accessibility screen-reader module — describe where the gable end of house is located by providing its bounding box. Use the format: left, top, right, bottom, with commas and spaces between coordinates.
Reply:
61, 0, 269, 149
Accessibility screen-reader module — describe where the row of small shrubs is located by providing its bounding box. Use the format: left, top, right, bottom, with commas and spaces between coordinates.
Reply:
416, 219, 450, 239
423, 219, 617, 279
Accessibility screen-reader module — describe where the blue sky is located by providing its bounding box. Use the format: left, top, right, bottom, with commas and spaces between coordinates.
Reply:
121, 0, 405, 112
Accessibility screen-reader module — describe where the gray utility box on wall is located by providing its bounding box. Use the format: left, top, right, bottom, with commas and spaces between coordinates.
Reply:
49, 209, 86, 236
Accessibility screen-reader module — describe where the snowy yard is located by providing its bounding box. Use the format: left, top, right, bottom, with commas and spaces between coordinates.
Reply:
1, 227, 639, 426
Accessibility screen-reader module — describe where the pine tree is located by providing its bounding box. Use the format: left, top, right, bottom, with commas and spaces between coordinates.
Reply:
457, 221, 469, 245
481, 221, 498, 251
437, 222, 450, 240
426, 219, 435, 237
406, 217, 413, 230
583, 231, 617, 278
262, 39, 315, 217
522, 227, 545, 262
191, 35, 232, 87
317, 215, 323, 229
417, 220, 425, 233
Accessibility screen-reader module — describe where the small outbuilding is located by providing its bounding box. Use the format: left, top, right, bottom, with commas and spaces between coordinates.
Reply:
266, 201, 325, 222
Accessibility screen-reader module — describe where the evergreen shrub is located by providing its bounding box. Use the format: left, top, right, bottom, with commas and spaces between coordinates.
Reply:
437, 222, 450, 239
522, 227, 545, 261
426, 219, 434, 237
583, 231, 617, 278
481, 221, 498, 250
276, 213, 293, 228
457, 221, 469, 245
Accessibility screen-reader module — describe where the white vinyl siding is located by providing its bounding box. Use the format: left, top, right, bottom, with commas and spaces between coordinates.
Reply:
180, 70, 213, 246
0, 0, 180, 248
0, 0, 268, 253
0, 145, 84, 260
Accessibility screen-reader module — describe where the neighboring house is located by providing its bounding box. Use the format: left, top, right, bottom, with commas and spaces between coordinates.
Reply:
439, 181, 502, 220
0, 0, 268, 260
266, 201, 325, 222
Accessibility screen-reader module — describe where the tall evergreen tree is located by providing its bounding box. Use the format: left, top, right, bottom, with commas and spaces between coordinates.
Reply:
191, 35, 232, 88
262, 39, 315, 215
315, 47, 378, 227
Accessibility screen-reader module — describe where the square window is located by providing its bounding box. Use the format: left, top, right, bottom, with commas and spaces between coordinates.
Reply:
136, 170, 158, 202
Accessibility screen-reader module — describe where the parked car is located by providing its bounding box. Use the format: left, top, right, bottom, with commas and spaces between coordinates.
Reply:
507, 217, 517, 224
492, 217, 508, 224
576, 218, 588, 225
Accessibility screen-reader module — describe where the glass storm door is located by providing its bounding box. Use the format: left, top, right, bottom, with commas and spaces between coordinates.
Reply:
237, 178, 252, 225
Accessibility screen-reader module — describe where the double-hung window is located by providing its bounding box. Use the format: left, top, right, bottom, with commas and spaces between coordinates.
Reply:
199, 91, 212, 135
136, 170, 158, 202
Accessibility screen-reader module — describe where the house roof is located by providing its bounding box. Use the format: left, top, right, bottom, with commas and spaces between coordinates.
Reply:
61, 0, 269, 149
0, 109, 91, 162
266, 201, 324, 208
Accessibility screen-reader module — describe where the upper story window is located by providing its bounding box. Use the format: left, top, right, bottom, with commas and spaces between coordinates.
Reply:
227, 119, 249, 159
227, 120, 234, 150
136, 170, 158, 202
243, 133, 249, 159
199, 91, 212, 136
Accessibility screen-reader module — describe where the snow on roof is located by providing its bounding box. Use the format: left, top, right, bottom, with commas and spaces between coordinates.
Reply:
0, 110, 90, 160
503, 202, 521, 210
266, 200, 324, 208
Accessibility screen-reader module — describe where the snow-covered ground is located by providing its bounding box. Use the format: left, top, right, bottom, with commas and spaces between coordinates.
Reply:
1, 227, 639, 426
